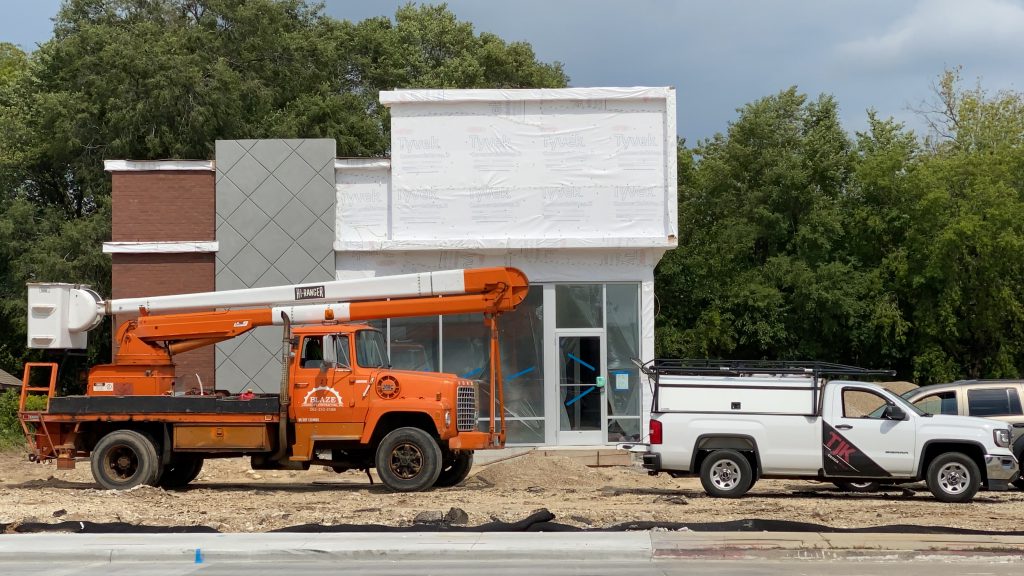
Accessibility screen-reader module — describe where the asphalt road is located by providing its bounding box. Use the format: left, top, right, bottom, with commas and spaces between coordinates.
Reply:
0, 559, 1013, 576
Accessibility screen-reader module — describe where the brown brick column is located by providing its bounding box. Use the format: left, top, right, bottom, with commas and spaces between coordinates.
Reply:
109, 169, 217, 391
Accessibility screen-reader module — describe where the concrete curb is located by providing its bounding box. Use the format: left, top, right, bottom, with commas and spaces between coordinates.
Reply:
2, 531, 1024, 564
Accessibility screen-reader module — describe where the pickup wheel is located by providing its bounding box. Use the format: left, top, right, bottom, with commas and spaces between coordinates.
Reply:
157, 455, 204, 489
375, 427, 442, 492
434, 450, 474, 488
926, 452, 980, 503
699, 449, 753, 498
833, 481, 880, 493
91, 430, 161, 490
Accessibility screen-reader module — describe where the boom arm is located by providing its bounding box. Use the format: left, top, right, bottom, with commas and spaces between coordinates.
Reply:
28, 267, 528, 351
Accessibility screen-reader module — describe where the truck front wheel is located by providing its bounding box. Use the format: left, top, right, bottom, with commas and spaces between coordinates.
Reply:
699, 449, 753, 498
90, 430, 161, 490
926, 452, 980, 503
434, 450, 474, 487
375, 427, 442, 492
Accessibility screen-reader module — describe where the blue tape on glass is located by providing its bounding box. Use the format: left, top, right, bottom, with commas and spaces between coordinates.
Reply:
566, 353, 596, 372
565, 385, 597, 407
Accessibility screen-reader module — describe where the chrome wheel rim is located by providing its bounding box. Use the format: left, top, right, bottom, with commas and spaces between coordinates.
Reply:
938, 462, 970, 494
710, 459, 742, 490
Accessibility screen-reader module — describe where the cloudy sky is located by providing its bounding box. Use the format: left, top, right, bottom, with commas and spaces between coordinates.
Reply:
4, 0, 1023, 142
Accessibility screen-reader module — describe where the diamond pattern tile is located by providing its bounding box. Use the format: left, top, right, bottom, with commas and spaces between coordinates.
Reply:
252, 265, 289, 289
231, 335, 273, 379
252, 325, 284, 358
273, 243, 319, 282
249, 139, 293, 173
225, 199, 271, 241
224, 154, 271, 193
296, 174, 335, 217
217, 356, 248, 389
216, 221, 247, 265
249, 174, 293, 219
250, 221, 292, 264
297, 218, 333, 262
227, 244, 272, 286
254, 359, 284, 394
217, 177, 247, 219
274, 153, 316, 194
215, 140, 247, 174
215, 138, 337, 392
274, 199, 317, 240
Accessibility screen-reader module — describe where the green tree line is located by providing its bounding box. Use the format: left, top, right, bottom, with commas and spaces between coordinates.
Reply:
2, 1, 1022, 387
657, 71, 1024, 384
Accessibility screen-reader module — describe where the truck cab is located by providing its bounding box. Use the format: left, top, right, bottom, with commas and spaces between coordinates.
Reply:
624, 360, 1019, 503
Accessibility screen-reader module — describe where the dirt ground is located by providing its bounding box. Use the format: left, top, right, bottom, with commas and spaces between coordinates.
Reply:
2, 450, 1024, 533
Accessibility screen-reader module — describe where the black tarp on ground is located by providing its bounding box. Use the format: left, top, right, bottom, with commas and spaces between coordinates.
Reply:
6, 511, 1024, 535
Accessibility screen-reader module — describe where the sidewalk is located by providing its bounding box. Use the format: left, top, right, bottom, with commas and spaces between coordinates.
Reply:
1, 531, 1023, 563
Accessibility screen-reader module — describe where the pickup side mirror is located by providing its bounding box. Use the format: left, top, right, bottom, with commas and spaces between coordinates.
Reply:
884, 404, 907, 421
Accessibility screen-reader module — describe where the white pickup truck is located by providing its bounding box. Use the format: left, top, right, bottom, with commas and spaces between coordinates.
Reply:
621, 360, 1019, 503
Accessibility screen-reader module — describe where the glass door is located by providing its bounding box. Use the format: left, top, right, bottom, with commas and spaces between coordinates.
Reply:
557, 333, 606, 445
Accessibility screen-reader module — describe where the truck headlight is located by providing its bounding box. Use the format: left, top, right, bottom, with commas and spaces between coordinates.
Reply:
444, 409, 451, 429
994, 428, 1011, 448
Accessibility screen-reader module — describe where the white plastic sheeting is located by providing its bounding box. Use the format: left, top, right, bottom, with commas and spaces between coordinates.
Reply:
335, 87, 677, 251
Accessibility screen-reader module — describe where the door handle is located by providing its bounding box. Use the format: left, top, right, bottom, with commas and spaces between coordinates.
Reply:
835, 424, 853, 430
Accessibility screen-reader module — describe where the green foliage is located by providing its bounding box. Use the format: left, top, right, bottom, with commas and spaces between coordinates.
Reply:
0, 389, 46, 450
0, 0, 567, 377
657, 72, 1024, 384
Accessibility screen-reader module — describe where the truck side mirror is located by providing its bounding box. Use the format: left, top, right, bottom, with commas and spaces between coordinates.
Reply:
884, 404, 907, 421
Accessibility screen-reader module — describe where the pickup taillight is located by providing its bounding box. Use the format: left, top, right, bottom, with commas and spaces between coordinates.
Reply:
650, 419, 662, 445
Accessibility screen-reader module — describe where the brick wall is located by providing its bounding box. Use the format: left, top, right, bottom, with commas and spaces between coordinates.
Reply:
112, 171, 215, 241
109, 170, 216, 389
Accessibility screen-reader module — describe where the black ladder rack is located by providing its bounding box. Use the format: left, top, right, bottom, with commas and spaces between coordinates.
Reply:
636, 359, 896, 416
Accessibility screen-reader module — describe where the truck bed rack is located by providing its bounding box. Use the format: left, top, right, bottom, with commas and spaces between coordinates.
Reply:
639, 359, 896, 416
642, 359, 896, 378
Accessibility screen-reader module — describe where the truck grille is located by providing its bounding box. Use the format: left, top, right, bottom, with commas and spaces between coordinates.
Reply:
457, 385, 477, 431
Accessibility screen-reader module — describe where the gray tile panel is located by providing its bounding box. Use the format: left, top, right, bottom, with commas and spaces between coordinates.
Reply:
215, 138, 336, 392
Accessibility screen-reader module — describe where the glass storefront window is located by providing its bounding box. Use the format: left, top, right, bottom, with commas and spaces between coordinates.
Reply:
442, 313, 490, 379
556, 284, 603, 329
389, 316, 439, 372
605, 284, 641, 441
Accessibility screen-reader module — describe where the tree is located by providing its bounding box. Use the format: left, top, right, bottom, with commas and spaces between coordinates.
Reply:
656, 88, 899, 367
0, 0, 568, 372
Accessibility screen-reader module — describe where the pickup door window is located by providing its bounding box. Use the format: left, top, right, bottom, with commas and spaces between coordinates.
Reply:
823, 387, 916, 478
967, 388, 1023, 418
913, 391, 958, 415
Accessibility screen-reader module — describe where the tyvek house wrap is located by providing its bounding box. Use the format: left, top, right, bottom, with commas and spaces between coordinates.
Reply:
336, 87, 678, 252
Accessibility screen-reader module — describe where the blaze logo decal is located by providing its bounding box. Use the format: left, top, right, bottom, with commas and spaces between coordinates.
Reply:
822, 423, 891, 477
302, 386, 342, 412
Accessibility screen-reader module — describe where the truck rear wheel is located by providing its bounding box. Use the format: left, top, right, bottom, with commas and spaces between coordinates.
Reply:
157, 455, 204, 489
375, 427, 442, 492
434, 450, 474, 487
91, 430, 161, 490
926, 452, 980, 503
699, 449, 753, 498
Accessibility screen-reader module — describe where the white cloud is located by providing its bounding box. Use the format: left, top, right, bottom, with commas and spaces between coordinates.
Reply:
837, 0, 1024, 68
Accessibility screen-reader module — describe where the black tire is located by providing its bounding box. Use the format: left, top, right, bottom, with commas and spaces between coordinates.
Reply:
833, 480, 881, 493
699, 449, 753, 498
157, 455, 204, 489
91, 429, 161, 490
926, 452, 981, 503
434, 450, 474, 487
375, 427, 442, 492
1014, 450, 1024, 490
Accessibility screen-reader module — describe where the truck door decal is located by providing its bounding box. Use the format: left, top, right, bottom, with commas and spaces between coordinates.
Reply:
822, 423, 891, 477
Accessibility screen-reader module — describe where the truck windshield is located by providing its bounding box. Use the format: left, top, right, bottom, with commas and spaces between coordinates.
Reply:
355, 329, 389, 368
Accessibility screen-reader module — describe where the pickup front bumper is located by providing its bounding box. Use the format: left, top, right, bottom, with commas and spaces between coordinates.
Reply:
985, 453, 1019, 491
